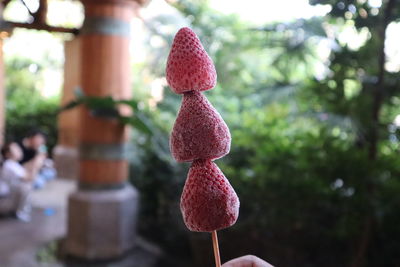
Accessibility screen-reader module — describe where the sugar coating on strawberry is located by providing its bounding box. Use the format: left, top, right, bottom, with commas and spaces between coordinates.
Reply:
166, 27, 217, 94
170, 91, 231, 162
180, 159, 239, 232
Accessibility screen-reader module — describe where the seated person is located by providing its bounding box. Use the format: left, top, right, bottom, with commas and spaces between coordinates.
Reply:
0, 142, 35, 221
18, 130, 56, 189
19, 129, 46, 165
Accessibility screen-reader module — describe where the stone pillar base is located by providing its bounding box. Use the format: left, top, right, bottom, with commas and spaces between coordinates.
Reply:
53, 145, 79, 179
65, 185, 139, 260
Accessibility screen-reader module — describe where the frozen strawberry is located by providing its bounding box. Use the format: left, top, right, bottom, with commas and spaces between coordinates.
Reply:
180, 159, 239, 232
170, 91, 231, 162
166, 27, 217, 94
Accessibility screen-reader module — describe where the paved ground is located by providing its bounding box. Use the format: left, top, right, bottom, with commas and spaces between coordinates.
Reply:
0, 179, 75, 267
0, 179, 166, 267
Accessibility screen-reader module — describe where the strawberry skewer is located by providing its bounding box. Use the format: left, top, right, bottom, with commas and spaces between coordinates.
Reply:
166, 27, 240, 267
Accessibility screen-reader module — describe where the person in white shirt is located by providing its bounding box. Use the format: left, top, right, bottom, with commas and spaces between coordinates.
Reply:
0, 142, 36, 221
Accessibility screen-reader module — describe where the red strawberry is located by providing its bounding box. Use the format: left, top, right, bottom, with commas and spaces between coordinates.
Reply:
180, 159, 240, 232
170, 91, 231, 162
166, 27, 217, 94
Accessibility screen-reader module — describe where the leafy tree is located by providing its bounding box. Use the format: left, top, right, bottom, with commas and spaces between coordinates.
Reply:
129, 1, 400, 266
5, 56, 59, 151
305, 1, 400, 266
130, 1, 332, 266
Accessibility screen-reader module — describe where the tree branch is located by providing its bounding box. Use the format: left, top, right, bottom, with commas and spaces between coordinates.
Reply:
2, 0, 13, 8
351, 1, 397, 267
369, 0, 396, 161
3, 21, 79, 34
33, 0, 47, 24
19, 0, 35, 17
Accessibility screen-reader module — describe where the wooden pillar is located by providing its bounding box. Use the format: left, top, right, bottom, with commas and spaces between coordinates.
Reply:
59, 39, 81, 149
53, 38, 81, 179
66, 0, 139, 260
78, 0, 134, 188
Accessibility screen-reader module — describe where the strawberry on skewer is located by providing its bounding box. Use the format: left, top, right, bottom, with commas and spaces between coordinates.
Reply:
170, 91, 231, 162
166, 27, 217, 94
181, 159, 239, 232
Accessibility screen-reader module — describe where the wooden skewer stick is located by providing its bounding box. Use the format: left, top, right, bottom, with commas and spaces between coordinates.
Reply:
212, 230, 222, 267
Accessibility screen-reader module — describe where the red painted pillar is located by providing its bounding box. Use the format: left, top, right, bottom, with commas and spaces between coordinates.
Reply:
79, 0, 134, 188
53, 38, 81, 179
66, 0, 140, 259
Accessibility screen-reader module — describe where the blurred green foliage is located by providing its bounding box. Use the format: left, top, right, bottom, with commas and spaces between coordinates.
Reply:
129, 0, 400, 267
4, 56, 59, 152
3, 0, 399, 266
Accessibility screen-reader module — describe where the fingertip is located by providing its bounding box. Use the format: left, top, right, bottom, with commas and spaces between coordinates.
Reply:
222, 255, 273, 267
